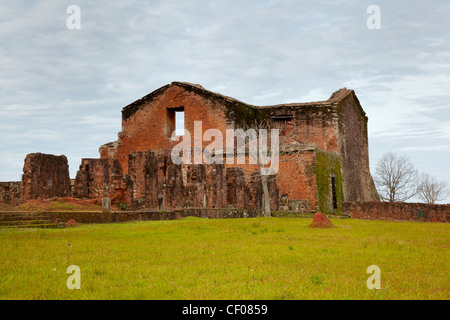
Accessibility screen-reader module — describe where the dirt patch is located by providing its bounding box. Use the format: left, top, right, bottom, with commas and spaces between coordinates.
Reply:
65, 219, 78, 227
309, 212, 334, 228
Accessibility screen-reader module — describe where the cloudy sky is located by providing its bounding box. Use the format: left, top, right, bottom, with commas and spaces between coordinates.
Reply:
1, 0, 449, 202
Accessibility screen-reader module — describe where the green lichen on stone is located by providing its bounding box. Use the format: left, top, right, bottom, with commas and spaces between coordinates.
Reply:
315, 150, 344, 215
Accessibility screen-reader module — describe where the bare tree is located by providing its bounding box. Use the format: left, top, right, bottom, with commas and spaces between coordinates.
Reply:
233, 118, 310, 217
416, 173, 449, 204
374, 152, 419, 202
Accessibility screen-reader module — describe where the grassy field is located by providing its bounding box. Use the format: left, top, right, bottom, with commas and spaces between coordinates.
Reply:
0, 217, 448, 300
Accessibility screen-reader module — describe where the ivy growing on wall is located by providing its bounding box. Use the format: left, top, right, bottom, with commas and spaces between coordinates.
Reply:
315, 150, 344, 215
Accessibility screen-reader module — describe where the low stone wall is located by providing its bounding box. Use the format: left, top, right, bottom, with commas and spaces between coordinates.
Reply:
343, 201, 449, 223
0, 182, 23, 206
115, 208, 261, 222
0, 208, 263, 225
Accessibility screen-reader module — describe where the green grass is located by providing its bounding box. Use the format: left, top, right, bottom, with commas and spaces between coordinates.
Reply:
0, 217, 448, 300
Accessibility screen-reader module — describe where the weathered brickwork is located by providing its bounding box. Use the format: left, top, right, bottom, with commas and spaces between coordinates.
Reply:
100, 83, 238, 173
0, 82, 380, 213
74, 158, 131, 200
125, 150, 278, 210
335, 93, 379, 202
343, 201, 449, 223
276, 151, 317, 212
225, 167, 247, 208
127, 150, 159, 208
249, 172, 279, 212
22, 153, 71, 200
97, 82, 379, 213
0, 182, 23, 206
0, 209, 263, 225
126, 150, 223, 209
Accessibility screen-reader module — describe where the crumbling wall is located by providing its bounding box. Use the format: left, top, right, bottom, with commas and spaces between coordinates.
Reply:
126, 150, 278, 210
22, 153, 71, 200
249, 172, 279, 212
270, 151, 317, 212
97, 83, 379, 213
205, 164, 227, 209
127, 150, 228, 210
343, 201, 449, 223
127, 150, 159, 208
337, 93, 379, 202
315, 150, 344, 215
74, 158, 130, 199
226, 167, 248, 208
0, 181, 23, 206
262, 104, 340, 153
100, 83, 243, 173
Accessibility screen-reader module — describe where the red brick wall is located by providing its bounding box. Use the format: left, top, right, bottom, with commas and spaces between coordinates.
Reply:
343, 201, 449, 223
126, 150, 228, 209
0, 209, 263, 225
0, 182, 23, 206
22, 153, 71, 200
100, 84, 231, 173
126, 150, 278, 210
276, 152, 318, 211
337, 93, 378, 202
98, 84, 378, 213
127, 150, 159, 207
221, 154, 316, 212
266, 105, 340, 153
74, 158, 130, 199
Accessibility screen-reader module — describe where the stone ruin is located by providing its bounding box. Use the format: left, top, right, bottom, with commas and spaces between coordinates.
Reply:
0, 82, 381, 214
5, 150, 278, 212
22, 153, 72, 200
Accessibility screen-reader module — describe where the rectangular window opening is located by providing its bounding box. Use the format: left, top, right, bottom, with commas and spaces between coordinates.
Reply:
175, 110, 185, 136
167, 107, 184, 137
331, 176, 337, 209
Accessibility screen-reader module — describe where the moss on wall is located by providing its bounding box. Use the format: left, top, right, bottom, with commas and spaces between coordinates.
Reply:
315, 150, 344, 215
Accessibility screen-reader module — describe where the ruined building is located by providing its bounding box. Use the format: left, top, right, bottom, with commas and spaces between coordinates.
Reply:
95, 82, 378, 213
2, 82, 379, 214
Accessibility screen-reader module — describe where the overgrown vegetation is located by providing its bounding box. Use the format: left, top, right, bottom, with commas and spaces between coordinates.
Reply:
0, 218, 448, 299
315, 150, 343, 215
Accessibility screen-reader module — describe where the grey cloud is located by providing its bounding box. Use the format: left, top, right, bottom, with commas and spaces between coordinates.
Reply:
0, 0, 449, 199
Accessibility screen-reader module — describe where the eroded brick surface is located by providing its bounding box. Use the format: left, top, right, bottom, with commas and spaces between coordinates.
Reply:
343, 201, 449, 222
124, 150, 278, 210
96, 82, 379, 213
74, 158, 130, 199
22, 153, 71, 200
2, 82, 381, 213
0, 182, 22, 205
